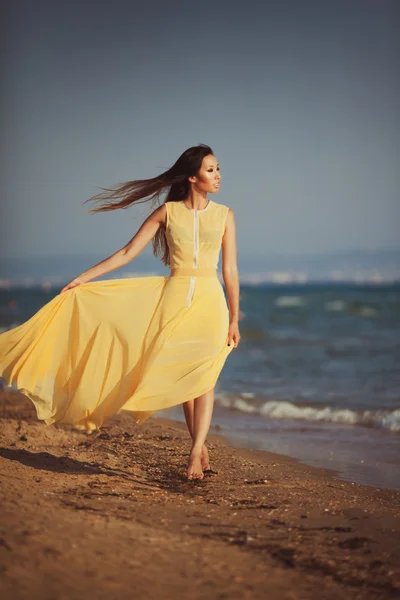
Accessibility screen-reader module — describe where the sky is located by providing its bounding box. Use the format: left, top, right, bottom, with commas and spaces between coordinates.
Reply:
0, 0, 399, 271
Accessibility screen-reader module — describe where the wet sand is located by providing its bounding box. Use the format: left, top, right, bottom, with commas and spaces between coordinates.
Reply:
0, 391, 399, 599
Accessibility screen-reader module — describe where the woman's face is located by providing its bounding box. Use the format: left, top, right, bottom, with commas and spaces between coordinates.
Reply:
190, 154, 221, 194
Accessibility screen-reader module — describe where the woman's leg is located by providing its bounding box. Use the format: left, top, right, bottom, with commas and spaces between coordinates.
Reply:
187, 387, 215, 479
182, 399, 194, 436
182, 400, 210, 471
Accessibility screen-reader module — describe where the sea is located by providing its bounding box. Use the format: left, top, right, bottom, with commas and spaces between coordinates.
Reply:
1, 282, 399, 490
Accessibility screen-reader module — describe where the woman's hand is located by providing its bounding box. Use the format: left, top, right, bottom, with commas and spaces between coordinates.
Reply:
60, 277, 86, 294
227, 321, 240, 348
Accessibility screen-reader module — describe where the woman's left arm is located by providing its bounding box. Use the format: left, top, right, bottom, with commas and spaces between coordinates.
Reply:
221, 209, 241, 348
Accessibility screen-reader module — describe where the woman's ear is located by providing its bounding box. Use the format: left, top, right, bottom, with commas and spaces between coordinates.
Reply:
188, 175, 197, 184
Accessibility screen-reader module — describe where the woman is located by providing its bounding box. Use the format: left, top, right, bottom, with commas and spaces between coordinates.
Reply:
0, 144, 240, 480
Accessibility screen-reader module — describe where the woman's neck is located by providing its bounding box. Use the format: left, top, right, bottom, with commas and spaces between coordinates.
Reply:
183, 191, 209, 211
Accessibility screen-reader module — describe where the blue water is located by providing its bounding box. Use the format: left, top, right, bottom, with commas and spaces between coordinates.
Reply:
1, 282, 399, 489
218, 283, 400, 430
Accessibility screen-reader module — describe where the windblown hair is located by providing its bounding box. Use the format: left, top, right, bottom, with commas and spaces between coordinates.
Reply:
83, 144, 214, 266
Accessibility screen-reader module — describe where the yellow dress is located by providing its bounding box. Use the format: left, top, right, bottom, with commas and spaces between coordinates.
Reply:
0, 199, 235, 431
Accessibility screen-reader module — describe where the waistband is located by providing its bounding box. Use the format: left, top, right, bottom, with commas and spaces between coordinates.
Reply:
169, 267, 218, 278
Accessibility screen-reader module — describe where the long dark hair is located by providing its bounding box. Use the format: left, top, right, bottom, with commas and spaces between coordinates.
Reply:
83, 144, 214, 266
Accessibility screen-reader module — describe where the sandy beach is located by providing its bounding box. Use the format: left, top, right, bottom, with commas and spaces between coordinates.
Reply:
0, 391, 399, 600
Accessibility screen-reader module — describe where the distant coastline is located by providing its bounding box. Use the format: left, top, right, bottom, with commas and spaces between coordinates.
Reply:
1, 248, 399, 288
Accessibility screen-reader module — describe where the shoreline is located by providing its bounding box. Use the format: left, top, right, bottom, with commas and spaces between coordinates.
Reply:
0, 392, 399, 599
160, 403, 400, 491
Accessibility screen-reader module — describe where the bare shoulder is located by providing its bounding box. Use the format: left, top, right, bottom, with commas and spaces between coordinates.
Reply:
218, 202, 233, 214
149, 203, 167, 225
222, 207, 235, 238
214, 202, 234, 216
226, 207, 235, 222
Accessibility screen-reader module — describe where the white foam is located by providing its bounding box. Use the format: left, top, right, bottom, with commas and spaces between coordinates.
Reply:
372, 408, 400, 431
324, 300, 346, 312
259, 400, 358, 424
275, 296, 306, 308
215, 395, 400, 432
232, 398, 257, 413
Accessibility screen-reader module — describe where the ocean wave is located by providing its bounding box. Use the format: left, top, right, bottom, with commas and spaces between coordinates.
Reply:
216, 394, 400, 432
324, 300, 347, 312
275, 296, 306, 308
323, 300, 377, 317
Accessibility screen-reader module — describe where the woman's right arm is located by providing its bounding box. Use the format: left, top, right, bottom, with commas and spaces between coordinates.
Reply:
60, 204, 167, 293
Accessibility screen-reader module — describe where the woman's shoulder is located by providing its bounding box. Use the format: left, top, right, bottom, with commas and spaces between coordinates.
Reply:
164, 200, 181, 211
211, 200, 230, 212
212, 201, 232, 221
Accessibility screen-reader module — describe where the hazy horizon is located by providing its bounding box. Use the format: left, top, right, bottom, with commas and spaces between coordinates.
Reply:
1, 247, 399, 285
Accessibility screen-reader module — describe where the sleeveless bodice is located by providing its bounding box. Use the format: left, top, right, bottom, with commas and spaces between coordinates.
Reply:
165, 200, 229, 271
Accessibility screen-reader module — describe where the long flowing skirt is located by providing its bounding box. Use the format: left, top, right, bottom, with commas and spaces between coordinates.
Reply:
0, 276, 234, 431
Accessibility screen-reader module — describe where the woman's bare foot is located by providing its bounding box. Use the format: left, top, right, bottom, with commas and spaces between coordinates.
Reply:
201, 444, 210, 471
187, 449, 204, 480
